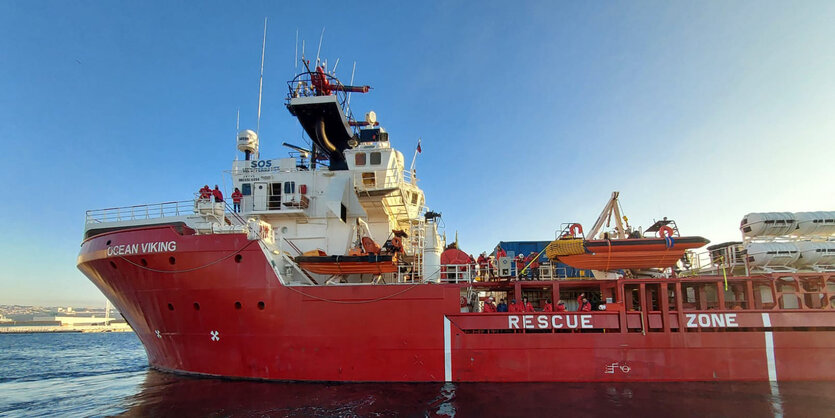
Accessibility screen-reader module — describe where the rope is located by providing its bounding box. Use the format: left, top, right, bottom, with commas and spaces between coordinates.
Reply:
117, 240, 257, 273
283, 282, 423, 304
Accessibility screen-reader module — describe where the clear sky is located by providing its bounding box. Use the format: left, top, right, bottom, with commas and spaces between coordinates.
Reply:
1, 1, 833, 306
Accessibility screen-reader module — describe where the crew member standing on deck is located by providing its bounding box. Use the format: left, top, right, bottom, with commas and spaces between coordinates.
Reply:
529, 252, 540, 280
231, 187, 243, 213
542, 299, 554, 312
212, 185, 224, 203
578, 297, 592, 312
515, 254, 525, 279
556, 300, 567, 312
199, 185, 211, 200
497, 298, 508, 312
477, 253, 488, 280
522, 297, 534, 312
509, 299, 521, 312
483, 296, 496, 313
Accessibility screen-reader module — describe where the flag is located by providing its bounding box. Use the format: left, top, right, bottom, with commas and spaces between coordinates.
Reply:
416, 139, 422, 154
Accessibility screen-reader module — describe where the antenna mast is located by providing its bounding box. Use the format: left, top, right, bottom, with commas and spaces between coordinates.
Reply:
256, 17, 268, 156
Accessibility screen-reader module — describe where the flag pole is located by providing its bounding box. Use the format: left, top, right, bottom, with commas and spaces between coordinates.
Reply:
409, 138, 421, 177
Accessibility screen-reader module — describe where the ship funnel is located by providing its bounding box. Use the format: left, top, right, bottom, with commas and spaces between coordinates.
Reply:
237, 129, 259, 160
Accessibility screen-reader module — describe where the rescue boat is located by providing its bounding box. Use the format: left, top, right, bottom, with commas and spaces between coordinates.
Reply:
546, 193, 709, 271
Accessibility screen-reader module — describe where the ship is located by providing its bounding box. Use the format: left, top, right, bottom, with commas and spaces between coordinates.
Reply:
77, 58, 835, 383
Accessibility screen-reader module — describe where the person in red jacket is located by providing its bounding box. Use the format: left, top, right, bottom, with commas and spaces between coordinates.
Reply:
521, 297, 534, 312
199, 185, 211, 200
495, 245, 506, 259
482, 296, 496, 313
509, 299, 521, 312
515, 254, 525, 279
212, 185, 224, 203
542, 299, 554, 312
555, 300, 567, 312
477, 253, 487, 280
231, 187, 243, 213
529, 252, 540, 280
578, 297, 592, 312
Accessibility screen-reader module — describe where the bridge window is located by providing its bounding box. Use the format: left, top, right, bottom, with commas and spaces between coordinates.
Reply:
370, 152, 382, 165
355, 152, 366, 166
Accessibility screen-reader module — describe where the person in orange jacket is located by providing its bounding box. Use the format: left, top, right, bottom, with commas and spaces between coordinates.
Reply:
555, 300, 567, 312
231, 187, 243, 213
521, 297, 534, 312
495, 245, 506, 259
515, 254, 525, 279
483, 296, 496, 313
542, 299, 554, 312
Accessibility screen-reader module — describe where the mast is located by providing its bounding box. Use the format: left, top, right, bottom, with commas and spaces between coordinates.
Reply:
255, 17, 268, 157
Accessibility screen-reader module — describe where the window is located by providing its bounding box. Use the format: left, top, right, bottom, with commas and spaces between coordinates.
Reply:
284, 181, 295, 194
241, 183, 251, 195
370, 152, 382, 165
340, 204, 347, 223
355, 153, 366, 166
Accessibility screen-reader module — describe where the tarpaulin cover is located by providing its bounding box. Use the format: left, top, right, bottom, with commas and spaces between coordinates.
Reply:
441, 248, 470, 265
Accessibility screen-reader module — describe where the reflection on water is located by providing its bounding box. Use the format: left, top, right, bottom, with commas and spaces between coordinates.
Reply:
2, 333, 835, 417
122, 371, 835, 417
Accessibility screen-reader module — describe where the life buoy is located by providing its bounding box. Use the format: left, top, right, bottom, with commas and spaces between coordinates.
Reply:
658, 225, 674, 238
570, 223, 584, 236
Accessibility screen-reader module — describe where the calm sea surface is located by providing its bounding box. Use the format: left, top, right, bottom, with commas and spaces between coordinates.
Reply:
1, 332, 833, 417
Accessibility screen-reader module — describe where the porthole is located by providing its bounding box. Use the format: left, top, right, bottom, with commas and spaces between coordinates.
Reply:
193, 302, 200, 311
106, 240, 111, 245
235, 301, 242, 310
169, 256, 176, 265
109, 261, 117, 269
140, 258, 148, 267
257, 301, 265, 310
235, 254, 242, 263
168, 303, 174, 311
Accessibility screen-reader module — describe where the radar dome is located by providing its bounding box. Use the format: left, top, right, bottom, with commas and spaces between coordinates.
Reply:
237, 129, 259, 159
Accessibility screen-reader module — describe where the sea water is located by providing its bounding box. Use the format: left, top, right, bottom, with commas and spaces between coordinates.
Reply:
1, 332, 833, 417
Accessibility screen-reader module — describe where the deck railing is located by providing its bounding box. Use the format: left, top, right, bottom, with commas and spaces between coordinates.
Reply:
85, 200, 195, 224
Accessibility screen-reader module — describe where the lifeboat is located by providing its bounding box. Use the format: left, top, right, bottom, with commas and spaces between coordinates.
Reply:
547, 221, 709, 271
294, 236, 403, 275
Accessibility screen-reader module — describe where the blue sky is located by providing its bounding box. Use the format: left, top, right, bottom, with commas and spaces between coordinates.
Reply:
1, 1, 833, 306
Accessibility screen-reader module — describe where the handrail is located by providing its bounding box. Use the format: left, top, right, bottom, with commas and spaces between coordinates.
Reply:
85, 200, 195, 224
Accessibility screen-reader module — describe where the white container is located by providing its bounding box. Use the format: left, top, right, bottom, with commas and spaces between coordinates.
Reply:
795, 211, 835, 237
740, 212, 796, 238
795, 241, 835, 268
744, 242, 799, 268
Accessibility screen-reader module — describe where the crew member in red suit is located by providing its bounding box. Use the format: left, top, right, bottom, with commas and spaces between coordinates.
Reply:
495, 245, 506, 259
477, 253, 487, 280
542, 299, 554, 312
515, 254, 525, 279
483, 296, 496, 313
509, 299, 521, 312
579, 297, 592, 312
199, 185, 211, 200
529, 252, 540, 280
521, 297, 534, 312
231, 187, 243, 213
556, 300, 567, 312
212, 185, 224, 203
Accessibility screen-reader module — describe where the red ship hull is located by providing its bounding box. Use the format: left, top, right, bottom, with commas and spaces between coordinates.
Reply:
78, 226, 835, 382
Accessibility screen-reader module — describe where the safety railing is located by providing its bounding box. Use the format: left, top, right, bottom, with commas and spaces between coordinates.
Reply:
85, 200, 195, 224
354, 166, 418, 192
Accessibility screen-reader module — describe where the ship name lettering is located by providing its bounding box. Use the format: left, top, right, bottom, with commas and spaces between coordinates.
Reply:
107, 240, 177, 257
507, 314, 594, 330
685, 313, 738, 328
